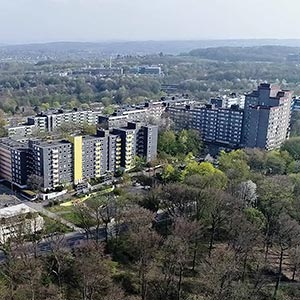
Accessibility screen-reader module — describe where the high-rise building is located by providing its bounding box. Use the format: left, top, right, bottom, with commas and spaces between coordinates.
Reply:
242, 83, 293, 150
0, 138, 29, 188
28, 139, 74, 190
167, 104, 244, 148
111, 127, 137, 171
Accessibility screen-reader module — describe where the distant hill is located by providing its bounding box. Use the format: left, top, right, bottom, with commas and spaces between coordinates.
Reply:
3, 40, 300, 60
188, 45, 300, 62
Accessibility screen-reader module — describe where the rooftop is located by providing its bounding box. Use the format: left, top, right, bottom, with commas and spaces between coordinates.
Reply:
0, 203, 37, 219
0, 138, 27, 149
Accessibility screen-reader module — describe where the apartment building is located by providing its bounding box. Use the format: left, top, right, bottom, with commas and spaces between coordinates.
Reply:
112, 126, 137, 170
107, 132, 122, 172
242, 83, 292, 150
29, 139, 74, 190
8, 109, 102, 139
7, 124, 36, 139
110, 123, 158, 170
128, 122, 158, 162
28, 110, 101, 132
168, 104, 244, 147
98, 97, 194, 130
0, 138, 29, 188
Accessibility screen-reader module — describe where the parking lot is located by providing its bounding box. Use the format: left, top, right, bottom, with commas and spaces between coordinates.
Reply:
0, 183, 21, 208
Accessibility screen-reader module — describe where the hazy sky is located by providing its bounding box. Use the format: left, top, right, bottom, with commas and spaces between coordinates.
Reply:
1, 0, 300, 43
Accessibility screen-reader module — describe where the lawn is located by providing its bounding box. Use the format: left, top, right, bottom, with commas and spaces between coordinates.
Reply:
47, 205, 97, 228
43, 216, 71, 234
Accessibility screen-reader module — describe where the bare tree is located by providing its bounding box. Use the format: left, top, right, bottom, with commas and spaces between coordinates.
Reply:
273, 213, 300, 299
289, 245, 300, 281
121, 205, 161, 300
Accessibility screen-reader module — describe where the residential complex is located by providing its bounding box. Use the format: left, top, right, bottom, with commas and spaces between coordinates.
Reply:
0, 122, 158, 191
168, 84, 293, 150
8, 97, 192, 139
99, 97, 194, 129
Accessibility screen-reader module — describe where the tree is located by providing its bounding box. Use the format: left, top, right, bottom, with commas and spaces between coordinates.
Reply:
181, 161, 227, 188
281, 137, 300, 160
119, 206, 160, 300
218, 150, 250, 188
75, 194, 117, 244
161, 164, 179, 183
200, 247, 241, 300
289, 245, 300, 281
72, 243, 124, 300
158, 130, 177, 156
265, 151, 290, 175
227, 211, 263, 281
206, 189, 234, 257
158, 218, 201, 300
27, 174, 44, 197
236, 180, 257, 207
273, 213, 300, 299
257, 176, 294, 262
0, 109, 7, 137
160, 183, 200, 219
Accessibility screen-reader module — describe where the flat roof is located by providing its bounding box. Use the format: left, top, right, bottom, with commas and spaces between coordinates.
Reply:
0, 138, 27, 149
0, 203, 37, 218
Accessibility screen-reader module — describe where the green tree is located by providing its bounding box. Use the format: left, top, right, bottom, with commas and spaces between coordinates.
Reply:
181, 161, 227, 188
218, 150, 250, 186
0, 109, 7, 137
281, 137, 300, 160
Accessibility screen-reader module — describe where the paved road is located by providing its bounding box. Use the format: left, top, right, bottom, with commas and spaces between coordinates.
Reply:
0, 226, 110, 262
25, 202, 83, 232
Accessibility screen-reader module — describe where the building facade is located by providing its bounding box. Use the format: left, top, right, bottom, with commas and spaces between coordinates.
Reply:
0, 138, 29, 188
0, 204, 44, 244
242, 83, 292, 150
168, 104, 244, 148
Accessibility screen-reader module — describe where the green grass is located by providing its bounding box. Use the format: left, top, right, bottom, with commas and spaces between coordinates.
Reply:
43, 216, 71, 234
47, 204, 85, 227
47, 205, 71, 213
61, 211, 86, 228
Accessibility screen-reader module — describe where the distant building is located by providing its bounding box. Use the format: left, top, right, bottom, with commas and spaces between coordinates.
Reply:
98, 97, 194, 129
128, 66, 163, 77
242, 83, 292, 150
0, 204, 44, 244
72, 67, 123, 77
8, 109, 102, 139
7, 124, 36, 139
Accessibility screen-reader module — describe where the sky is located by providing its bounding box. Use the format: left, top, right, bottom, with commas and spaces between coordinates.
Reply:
1, 0, 300, 44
